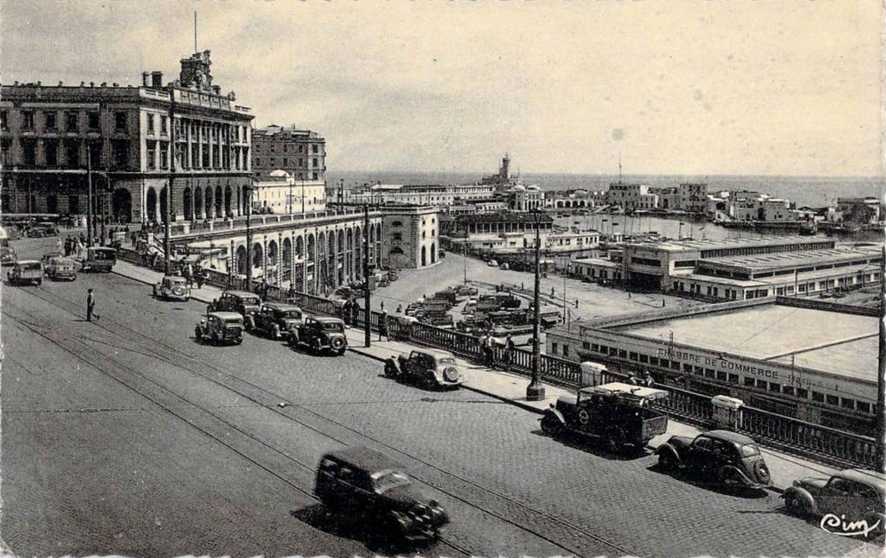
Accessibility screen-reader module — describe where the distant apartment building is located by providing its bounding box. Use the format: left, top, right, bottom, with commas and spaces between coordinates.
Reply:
547, 189, 604, 209
252, 124, 326, 182
678, 183, 707, 213
0, 49, 254, 224
606, 183, 658, 211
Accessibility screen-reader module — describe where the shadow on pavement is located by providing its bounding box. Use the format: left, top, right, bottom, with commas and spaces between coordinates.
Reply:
645, 462, 770, 499
528, 428, 654, 461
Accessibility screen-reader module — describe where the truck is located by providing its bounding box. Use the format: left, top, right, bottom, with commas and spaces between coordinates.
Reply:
539, 382, 670, 453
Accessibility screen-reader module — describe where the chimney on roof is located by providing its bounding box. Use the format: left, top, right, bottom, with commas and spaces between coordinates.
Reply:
90, 82, 95, 87
58, 81, 64, 86
36, 81, 42, 87
80, 81, 85, 86
100, 82, 107, 87
151, 71, 163, 88
142, 72, 150, 87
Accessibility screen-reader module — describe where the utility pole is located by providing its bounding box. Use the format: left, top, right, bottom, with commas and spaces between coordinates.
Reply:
164, 85, 176, 275
877, 242, 885, 472
526, 208, 545, 401
86, 142, 94, 247
246, 181, 253, 290
363, 203, 371, 348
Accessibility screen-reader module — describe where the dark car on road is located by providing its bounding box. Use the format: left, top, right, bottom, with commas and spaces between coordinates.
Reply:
290, 316, 348, 355
252, 302, 303, 340
194, 311, 244, 345
783, 468, 886, 539
656, 430, 771, 491
208, 290, 262, 329
387, 349, 463, 389
315, 446, 449, 544
540, 382, 669, 453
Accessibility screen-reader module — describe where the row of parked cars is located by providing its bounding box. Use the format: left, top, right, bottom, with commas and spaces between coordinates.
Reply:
155, 283, 884, 544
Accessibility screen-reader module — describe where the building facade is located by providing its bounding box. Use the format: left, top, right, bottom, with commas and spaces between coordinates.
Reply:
252, 124, 326, 181
382, 206, 440, 269
606, 183, 658, 211
347, 183, 495, 206
253, 170, 326, 215
507, 184, 544, 211
1, 50, 254, 226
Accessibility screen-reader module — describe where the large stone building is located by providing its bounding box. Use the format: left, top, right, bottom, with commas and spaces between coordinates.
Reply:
606, 183, 658, 211
252, 124, 326, 181
382, 206, 440, 268
346, 183, 495, 206
1, 50, 254, 225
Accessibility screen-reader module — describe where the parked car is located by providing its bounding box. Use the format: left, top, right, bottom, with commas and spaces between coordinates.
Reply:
252, 302, 303, 340
208, 290, 262, 328
487, 259, 498, 267
290, 316, 348, 355
43, 255, 78, 281
7, 260, 43, 286
656, 430, 772, 491
194, 312, 244, 345
315, 446, 449, 543
783, 468, 885, 538
153, 275, 191, 301
388, 349, 463, 389
540, 382, 669, 453
499, 262, 509, 270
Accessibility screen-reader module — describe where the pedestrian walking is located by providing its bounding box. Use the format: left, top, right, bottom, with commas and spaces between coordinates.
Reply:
86, 288, 98, 322
395, 304, 403, 314
194, 265, 205, 289
342, 298, 353, 326
379, 308, 388, 341
380, 300, 385, 312
351, 299, 361, 326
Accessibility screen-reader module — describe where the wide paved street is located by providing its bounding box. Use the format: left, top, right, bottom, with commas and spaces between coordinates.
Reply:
2, 239, 880, 557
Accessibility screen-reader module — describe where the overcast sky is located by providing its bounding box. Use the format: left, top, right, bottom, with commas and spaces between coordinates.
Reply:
1, 0, 881, 176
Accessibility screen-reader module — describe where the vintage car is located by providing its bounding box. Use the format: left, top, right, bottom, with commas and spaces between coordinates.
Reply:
194, 311, 244, 345
540, 382, 669, 453
79, 246, 116, 272
783, 468, 886, 538
656, 430, 771, 491
208, 290, 262, 328
43, 255, 78, 281
315, 446, 449, 543
289, 316, 348, 355
7, 260, 43, 286
153, 275, 191, 301
252, 302, 303, 340
387, 349, 463, 389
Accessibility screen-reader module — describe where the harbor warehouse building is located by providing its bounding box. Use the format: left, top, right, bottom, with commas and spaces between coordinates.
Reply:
546, 298, 878, 435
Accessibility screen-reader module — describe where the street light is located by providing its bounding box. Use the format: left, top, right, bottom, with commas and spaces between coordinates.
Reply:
526, 208, 546, 401
245, 180, 255, 290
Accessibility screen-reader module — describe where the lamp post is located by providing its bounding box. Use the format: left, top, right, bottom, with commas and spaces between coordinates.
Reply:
245, 180, 254, 290
526, 208, 546, 401
363, 202, 371, 348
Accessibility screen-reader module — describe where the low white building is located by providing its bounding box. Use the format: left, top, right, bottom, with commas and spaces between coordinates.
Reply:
253, 169, 326, 214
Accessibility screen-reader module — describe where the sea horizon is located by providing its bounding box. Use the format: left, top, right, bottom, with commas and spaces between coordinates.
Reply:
328, 170, 885, 208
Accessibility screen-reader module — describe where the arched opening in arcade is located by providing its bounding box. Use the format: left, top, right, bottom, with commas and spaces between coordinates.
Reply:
146, 187, 158, 222
204, 187, 214, 219
430, 243, 436, 264
236, 246, 248, 276
159, 187, 168, 223
224, 185, 233, 217
421, 245, 427, 267
112, 188, 132, 223
182, 187, 192, 221
252, 243, 264, 275
214, 185, 223, 218
194, 187, 204, 220
282, 238, 292, 283
267, 240, 278, 283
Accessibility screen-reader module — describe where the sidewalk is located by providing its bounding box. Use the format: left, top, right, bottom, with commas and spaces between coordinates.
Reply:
114, 259, 842, 492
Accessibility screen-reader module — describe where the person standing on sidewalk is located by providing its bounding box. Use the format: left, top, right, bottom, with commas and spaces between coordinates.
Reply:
503, 333, 515, 371
378, 308, 388, 341
86, 288, 97, 322
483, 330, 495, 368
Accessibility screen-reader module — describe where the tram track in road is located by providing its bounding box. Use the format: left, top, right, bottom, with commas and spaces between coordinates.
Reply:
9, 284, 639, 557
